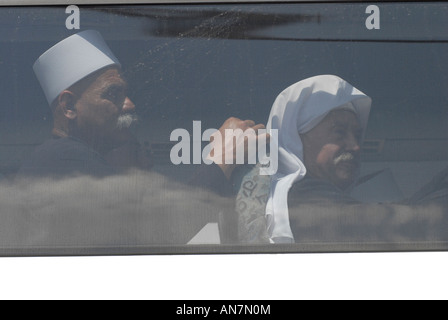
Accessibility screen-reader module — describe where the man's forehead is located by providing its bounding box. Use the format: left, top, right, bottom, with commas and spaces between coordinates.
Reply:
71, 67, 126, 96
326, 109, 361, 127
82, 68, 127, 96
95, 68, 126, 86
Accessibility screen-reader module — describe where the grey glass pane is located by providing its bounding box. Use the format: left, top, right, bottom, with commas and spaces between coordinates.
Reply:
0, 2, 447, 255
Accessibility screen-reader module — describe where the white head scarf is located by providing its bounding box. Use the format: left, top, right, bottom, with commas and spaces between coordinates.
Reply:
265, 75, 372, 243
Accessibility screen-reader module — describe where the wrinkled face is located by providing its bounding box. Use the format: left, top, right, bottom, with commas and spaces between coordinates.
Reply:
300, 109, 363, 190
73, 68, 136, 140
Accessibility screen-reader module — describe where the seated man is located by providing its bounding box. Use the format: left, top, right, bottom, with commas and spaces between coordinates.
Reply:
16, 30, 147, 179
11, 30, 271, 246
236, 75, 448, 245
16, 30, 265, 189
267, 75, 371, 243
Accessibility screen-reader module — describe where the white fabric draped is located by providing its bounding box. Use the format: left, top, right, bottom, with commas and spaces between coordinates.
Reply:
264, 75, 372, 242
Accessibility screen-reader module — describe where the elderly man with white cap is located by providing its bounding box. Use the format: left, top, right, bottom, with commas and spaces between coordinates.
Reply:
15, 30, 146, 178
17, 30, 265, 187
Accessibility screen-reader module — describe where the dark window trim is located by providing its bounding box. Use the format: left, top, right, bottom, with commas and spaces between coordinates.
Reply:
0, 0, 406, 7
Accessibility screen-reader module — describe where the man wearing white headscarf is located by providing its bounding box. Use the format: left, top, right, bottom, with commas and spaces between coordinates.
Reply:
236, 74, 448, 245
265, 74, 371, 243
235, 75, 372, 243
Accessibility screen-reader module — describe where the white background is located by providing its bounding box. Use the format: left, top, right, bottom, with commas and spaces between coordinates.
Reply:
1, 252, 448, 300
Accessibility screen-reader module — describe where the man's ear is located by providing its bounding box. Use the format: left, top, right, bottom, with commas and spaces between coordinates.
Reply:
57, 90, 77, 120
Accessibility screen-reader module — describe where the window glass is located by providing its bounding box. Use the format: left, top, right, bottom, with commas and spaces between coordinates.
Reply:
0, 2, 447, 255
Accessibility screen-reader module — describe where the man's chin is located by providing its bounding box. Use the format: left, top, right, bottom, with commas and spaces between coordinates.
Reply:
334, 169, 359, 190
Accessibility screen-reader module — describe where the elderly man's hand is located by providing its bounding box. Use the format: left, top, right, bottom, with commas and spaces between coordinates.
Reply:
207, 117, 270, 180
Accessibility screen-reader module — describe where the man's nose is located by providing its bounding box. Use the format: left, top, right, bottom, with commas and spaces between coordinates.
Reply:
122, 97, 135, 113
346, 134, 361, 152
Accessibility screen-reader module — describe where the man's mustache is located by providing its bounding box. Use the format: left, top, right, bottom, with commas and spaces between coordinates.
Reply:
117, 113, 138, 129
333, 152, 357, 165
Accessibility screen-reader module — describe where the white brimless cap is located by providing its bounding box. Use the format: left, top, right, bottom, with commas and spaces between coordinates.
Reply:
33, 30, 121, 106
